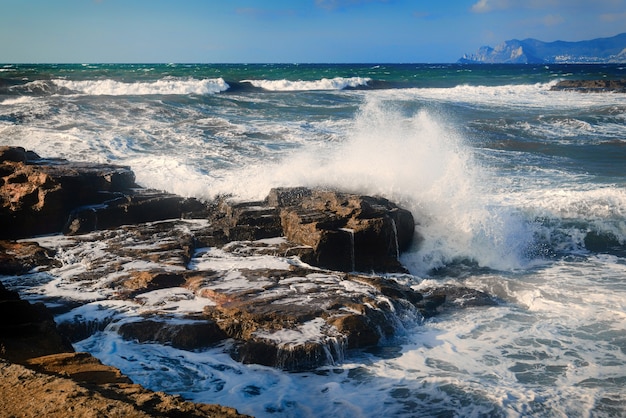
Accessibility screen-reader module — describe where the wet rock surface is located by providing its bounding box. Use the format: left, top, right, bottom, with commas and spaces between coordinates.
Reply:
0, 147, 499, 411
0, 146, 208, 239
0, 281, 247, 417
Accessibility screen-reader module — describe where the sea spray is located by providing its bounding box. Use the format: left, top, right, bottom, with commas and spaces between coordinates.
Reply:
4, 63, 626, 417
210, 96, 535, 273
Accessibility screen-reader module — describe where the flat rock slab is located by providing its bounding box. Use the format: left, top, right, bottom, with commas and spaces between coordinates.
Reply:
4, 217, 494, 371
0, 147, 497, 373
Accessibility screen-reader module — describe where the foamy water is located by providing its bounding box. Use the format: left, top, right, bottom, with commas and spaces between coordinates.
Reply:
2, 64, 625, 417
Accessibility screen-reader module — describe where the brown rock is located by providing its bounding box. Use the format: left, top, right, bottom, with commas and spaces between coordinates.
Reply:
0, 359, 249, 418
0, 147, 209, 239
0, 145, 39, 163
0, 240, 59, 274
122, 270, 187, 293
118, 319, 226, 350
271, 187, 416, 272
198, 267, 429, 370
26, 352, 132, 384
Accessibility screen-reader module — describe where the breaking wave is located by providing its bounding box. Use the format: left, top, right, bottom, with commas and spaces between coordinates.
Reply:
241, 76, 371, 91
51, 77, 230, 96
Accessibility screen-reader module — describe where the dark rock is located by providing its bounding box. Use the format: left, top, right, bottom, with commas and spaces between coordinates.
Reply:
0, 240, 59, 275
118, 319, 226, 350
235, 337, 344, 370
63, 190, 209, 235
57, 315, 116, 343
550, 79, 626, 93
0, 146, 40, 163
275, 188, 415, 272
212, 187, 416, 273
0, 147, 209, 239
0, 284, 74, 363
420, 285, 498, 313
0, 281, 19, 300
327, 313, 380, 348
209, 199, 283, 241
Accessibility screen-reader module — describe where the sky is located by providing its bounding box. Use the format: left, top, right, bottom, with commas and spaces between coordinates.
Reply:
1, 0, 625, 63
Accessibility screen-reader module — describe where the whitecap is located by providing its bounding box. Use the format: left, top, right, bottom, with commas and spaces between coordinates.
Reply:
51, 77, 230, 95
242, 76, 370, 91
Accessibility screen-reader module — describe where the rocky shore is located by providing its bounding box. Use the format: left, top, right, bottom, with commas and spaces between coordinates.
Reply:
550, 79, 626, 92
1, 146, 497, 415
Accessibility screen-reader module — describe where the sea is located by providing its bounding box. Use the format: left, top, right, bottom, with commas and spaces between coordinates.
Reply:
1, 63, 625, 417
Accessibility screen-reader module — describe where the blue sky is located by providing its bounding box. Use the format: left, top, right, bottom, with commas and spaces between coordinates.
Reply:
2, 0, 625, 63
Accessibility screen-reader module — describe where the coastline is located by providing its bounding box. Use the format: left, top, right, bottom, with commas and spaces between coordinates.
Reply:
0, 146, 496, 415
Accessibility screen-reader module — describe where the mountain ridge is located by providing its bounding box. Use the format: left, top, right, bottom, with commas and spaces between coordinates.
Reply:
459, 33, 626, 64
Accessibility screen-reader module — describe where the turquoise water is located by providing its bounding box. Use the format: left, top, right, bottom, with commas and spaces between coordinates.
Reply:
1, 63, 626, 417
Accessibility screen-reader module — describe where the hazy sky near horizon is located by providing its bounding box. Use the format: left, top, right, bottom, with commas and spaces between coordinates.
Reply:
2, 0, 625, 63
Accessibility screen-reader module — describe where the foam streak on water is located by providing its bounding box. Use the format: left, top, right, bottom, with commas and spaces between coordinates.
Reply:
2, 64, 626, 417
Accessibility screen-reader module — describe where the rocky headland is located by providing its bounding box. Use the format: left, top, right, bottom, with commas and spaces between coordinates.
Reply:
1, 146, 497, 415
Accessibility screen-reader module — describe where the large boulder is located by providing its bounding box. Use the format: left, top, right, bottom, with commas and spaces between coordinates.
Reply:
212, 187, 417, 273
273, 187, 416, 272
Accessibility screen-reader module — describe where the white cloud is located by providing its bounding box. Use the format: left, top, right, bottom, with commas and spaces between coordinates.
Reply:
471, 0, 510, 13
542, 14, 564, 26
470, 0, 584, 13
600, 11, 626, 22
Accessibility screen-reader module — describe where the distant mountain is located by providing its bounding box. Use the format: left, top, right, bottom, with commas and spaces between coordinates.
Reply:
459, 33, 626, 64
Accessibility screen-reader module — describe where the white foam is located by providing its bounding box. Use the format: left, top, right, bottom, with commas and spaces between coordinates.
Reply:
134, 287, 216, 312
243, 76, 370, 91
189, 247, 293, 271
392, 81, 626, 109
208, 96, 535, 273
52, 77, 230, 95
252, 318, 331, 345
127, 155, 214, 198
0, 96, 35, 105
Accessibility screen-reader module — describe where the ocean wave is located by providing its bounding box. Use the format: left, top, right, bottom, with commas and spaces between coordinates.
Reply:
50, 77, 230, 96
241, 76, 371, 91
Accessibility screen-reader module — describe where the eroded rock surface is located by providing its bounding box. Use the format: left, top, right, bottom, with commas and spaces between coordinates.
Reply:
5, 215, 493, 372
0, 281, 247, 417
0, 146, 208, 239
1, 147, 497, 384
